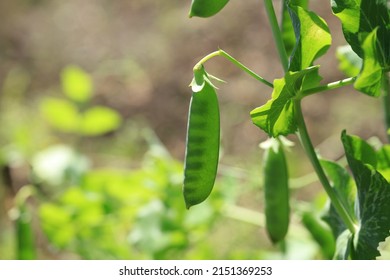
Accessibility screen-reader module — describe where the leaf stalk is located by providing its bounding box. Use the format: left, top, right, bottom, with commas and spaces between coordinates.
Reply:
294, 100, 357, 234
194, 50, 273, 88
264, 0, 289, 72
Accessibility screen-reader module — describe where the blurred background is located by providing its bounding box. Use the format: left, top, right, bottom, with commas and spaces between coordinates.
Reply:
0, 0, 388, 259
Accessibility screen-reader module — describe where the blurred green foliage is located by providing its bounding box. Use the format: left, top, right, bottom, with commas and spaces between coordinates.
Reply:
40, 66, 121, 136
39, 146, 221, 259
0, 62, 389, 260
0, 1, 389, 260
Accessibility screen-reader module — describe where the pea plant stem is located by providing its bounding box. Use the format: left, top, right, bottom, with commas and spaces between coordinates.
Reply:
194, 50, 273, 88
263, 0, 357, 234
264, 0, 289, 72
302, 77, 357, 97
294, 100, 357, 234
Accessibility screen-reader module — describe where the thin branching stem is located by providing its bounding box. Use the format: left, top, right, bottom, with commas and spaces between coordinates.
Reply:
194, 50, 273, 88
294, 100, 357, 234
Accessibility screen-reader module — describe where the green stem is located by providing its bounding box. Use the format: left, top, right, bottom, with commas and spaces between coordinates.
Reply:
302, 77, 357, 97
382, 72, 390, 142
294, 100, 357, 234
264, 0, 289, 72
194, 50, 273, 88
219, 50, 273, 87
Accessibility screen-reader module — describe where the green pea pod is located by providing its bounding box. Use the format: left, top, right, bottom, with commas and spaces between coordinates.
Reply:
301, 211, 335, 259
183, 67, 220, 209
262, 138, 290, 244
189, 0, 230, 18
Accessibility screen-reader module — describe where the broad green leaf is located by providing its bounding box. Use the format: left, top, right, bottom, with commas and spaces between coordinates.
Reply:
184, 66, 220, 208
80, 106, 122, 136
336, 45, 363, 77
189, 0, 229, 18
250, 66, 321, 137
331, 0, 389, 58
341, 132, 377, 168
61, 65, 93, 103
288, 5, 331, 71
321, 160, 357, 238
40, 97, 80, 133
281, 0, 309, 56
331, 0, 390, 97
354, 28, 387, 97
377, 145, 390, 173
342, 131, 390, 259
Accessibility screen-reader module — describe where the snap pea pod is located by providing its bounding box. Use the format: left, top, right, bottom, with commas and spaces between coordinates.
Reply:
301, 211, 335, 259
262, 138, 290, 244
189, 0, 230, 18
183, 67, 220, 209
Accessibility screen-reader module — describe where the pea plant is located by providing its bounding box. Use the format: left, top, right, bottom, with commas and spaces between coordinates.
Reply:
183, 0, 390, 259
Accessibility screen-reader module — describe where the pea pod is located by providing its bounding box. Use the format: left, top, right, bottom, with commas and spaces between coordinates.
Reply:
262, 138, 290, 244
189, 0, 230, 18
183, 66, 220, 209
301, 211, 335, 259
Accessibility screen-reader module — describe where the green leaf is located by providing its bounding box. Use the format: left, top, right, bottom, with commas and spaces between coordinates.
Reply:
250, 66, 321, 137
331, 0, 389, 58
342, 131, 390, 259
61, 65, 94, 103
336, 45, 363, 77
281, 0, 309, 56
354, 28, 388, 97
321, 160, 357, 238
189, 0, 229, 18
331, 0, 390, 97
288, 5, 332, 71
184, 66, 220, 208
341, 132, 377, 168
40, 97, 81, 133
377, 145, 390, 181
80, 106, 122, 136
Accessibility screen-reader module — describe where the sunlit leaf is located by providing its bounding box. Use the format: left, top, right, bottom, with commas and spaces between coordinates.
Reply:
331, 0, 390, 97
341, 132, 377, 168
250, 66, 321, 137
61, 65, 93, 103
354, 28, 387, 96
331, 0, 389, 58
288, 5, 331, 71
40, 204, 75, 248
40, 98, 80, 133
281, 0, 309, 56
341, 131, 390, 259
80, 106, 122, 136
